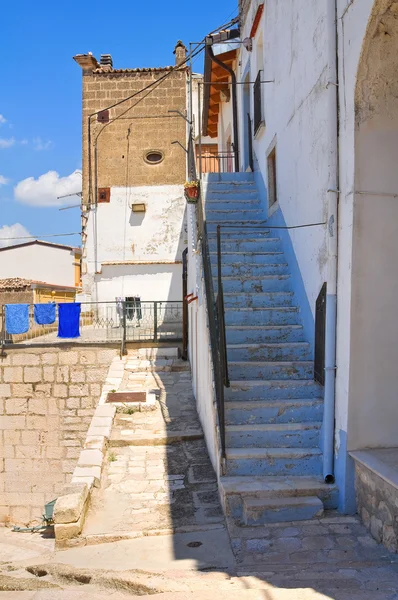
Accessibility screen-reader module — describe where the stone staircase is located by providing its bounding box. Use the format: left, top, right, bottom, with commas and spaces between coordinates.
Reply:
203, 172, 338, 526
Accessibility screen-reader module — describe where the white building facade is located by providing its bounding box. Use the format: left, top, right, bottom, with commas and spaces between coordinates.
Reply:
187, 0, 398, 529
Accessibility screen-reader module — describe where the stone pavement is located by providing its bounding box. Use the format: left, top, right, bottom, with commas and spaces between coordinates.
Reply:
83, 355, 225, 539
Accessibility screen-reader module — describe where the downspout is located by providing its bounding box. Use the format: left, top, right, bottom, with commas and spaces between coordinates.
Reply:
206, 43, 240, 173
323, 0, 339, 484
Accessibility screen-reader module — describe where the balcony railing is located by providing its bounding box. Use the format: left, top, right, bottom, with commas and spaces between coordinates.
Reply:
197, 151, 238, 175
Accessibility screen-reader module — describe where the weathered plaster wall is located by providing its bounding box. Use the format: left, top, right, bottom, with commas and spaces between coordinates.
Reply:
84, 184, 186, 301
236, 0, 330, 322
347, 0, 398, 451
0, 347, 117, 525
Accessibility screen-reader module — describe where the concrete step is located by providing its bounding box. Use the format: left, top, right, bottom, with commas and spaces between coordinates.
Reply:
205, 195, 260, 205
133, 347, 180, 359
225, 324, 305, 344
225, 422, 321, 448
225, 398, 323, 425
227, 342, 311, 361
243, 495, 324, 525
215, 275, 292, 293
225, 447, 323, 477
208, 238, 282, 252
207, 220, 269, 233
223, 292, 294, 308
217, 263, 289, 277
220, 475, 339, 523
228, 360, 314, 380
210, 252, 286, 265
202, 172, 255, 183
225, 307, 300, 326
225, 379, 323, 401
207, 229, 270, 240
206, 209, 265, 222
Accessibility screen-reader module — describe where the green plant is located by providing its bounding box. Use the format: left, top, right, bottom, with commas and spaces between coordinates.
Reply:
184, 180, 199, 188
108, 451, 117, 463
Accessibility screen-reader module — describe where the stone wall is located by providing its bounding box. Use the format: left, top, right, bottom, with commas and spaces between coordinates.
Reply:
355, 461, 398, 553
0, 346, 117, 526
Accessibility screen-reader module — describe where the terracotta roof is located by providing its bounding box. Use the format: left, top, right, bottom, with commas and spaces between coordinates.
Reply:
0, 278, 32, 291
0, 278, 80, 292
93, 66, 185, 74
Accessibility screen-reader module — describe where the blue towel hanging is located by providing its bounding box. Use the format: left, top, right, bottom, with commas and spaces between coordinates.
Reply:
34, 303, 56, 325
58, 303, 81, 339
5, 304, 30, 335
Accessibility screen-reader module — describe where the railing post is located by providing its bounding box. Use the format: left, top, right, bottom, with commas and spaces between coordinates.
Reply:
121, 300, 127, 356
0, 305, 6, 358
154, 301, 158, 341
182, 248, 188, 360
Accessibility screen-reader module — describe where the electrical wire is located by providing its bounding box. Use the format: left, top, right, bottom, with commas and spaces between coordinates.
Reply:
0, 232, 81, 241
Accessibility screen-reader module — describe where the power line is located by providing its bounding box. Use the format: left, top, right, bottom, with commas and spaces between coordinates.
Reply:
0, 232, 81, 241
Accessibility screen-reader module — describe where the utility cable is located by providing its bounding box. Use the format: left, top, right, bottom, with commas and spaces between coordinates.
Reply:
0, 232, 81, 241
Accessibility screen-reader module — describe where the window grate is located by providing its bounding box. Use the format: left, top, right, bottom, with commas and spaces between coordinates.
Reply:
253, 70, 263, 134
314, 283, 327, 386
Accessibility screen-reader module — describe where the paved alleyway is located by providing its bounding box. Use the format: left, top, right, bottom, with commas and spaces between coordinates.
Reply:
1, 350, 398, 598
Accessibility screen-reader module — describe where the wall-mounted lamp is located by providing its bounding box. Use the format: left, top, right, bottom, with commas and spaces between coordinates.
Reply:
131, 203, 146, 213
168, 109, 192, 125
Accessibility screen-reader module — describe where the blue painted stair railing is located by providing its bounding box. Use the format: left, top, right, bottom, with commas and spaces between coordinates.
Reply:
203, 172, 338, 526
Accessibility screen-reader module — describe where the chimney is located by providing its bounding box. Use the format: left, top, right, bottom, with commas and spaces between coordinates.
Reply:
173, 41, 187, 67
73, 53, 100, 72
100, 54, 113, 71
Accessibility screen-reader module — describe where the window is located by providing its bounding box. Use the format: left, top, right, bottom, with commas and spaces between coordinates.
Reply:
253, 70, 263, 135
144, 150, 164, 164
267, 146, 277, 208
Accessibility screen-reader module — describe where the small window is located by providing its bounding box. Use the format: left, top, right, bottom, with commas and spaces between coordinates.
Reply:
267, 146, 277, 208
253, 70, 263, 134
144, 150, 164, 164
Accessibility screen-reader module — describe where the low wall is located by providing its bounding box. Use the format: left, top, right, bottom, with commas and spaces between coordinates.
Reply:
352, 451, 398, 553
0, 346, 118, 525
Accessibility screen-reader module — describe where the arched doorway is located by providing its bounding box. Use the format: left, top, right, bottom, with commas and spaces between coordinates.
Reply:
349, 1, 398, 451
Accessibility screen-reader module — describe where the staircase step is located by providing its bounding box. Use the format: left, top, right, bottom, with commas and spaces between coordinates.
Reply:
226, 325, 305, 344
225, 380, 322, 401
207, 230, 271, 240
220, 475, 338, 521
210, 252, 286, 265
215, 275, 292, 293
225, 399, 323, 425
207, 221, 269, 233
208, 238, 282, 252
243, 495, 324, 525
226, 422, 321, 448
226, 447, 323, 477
218, 263, 289, 277
206, 209, 265, 222
228, 360, 314, 381
223, 292, 294, 308
225, 307, 300, 326
227, 342, 311, 361
202, 172, 255, 183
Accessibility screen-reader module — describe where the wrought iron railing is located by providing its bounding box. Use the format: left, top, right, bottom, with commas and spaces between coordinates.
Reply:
0, 301, 183, 357
197, 151, 237, 175
189, 129, 229, 463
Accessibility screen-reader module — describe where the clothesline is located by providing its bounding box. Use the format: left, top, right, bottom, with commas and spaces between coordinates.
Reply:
5, 303, 82, 339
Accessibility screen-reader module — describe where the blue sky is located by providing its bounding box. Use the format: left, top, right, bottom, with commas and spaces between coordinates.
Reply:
0, 0, 237, 248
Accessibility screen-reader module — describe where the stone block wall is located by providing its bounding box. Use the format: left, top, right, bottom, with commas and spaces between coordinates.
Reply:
355, 461, 398, 552
0, 347, 117, 525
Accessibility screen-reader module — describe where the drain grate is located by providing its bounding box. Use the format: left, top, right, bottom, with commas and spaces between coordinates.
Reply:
106, 392, 147, 404
187, 541, 203, 548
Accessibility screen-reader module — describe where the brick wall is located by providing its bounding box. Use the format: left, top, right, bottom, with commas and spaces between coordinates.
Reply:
82, 69, 187, 203
0, 347, 117, 525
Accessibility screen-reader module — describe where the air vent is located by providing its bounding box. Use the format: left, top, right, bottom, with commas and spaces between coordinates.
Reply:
97, 110, 109, 124
144, 150, 164, 164
98, 187, 110, 203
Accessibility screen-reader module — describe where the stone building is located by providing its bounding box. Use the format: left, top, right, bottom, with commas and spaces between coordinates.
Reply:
73, 42, 189, 304
186, 0, 398, 553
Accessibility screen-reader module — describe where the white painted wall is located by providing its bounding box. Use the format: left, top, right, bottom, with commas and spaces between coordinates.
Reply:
0, 243, 77, 288
84, 184, 187, 302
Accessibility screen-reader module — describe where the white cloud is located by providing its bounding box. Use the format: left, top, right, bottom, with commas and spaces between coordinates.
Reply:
0, 176, 9, 185
14, 170, 82, 207
0, 137, 15, 149
0, 223, 32, 247
33, 137, 53, 151
0, 115, 6, 125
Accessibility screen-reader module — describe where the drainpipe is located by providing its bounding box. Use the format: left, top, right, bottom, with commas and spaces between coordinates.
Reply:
206, 43, 240, 173
323, 0, 339, 484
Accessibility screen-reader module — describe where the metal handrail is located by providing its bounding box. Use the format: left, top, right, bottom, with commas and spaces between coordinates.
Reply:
188, 129, 228, 462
